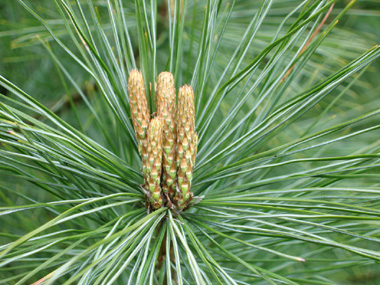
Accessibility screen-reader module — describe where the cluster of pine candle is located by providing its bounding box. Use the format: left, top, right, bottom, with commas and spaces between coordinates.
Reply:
128, 70, 198, 212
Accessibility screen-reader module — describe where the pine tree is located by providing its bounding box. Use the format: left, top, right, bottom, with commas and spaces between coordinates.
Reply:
1, 0, 380, 284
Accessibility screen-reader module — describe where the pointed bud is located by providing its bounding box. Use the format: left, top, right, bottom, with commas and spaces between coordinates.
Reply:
175, 85, 197, 209
128, 70, 150, 157
143, 117, 163, 209
156, 72, 177, 198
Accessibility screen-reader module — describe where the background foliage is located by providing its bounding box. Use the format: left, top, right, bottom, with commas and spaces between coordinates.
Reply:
1, 0, 380, 284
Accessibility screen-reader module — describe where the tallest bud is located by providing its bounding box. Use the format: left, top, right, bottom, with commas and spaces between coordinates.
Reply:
127, 70, 150, 156
156, 72, 177, 198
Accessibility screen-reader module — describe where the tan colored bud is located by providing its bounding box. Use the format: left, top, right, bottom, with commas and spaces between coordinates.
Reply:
143, 117, 163, 209
156, 72, 177, 198
127, 70, 150, 157
175, 85, 197, 209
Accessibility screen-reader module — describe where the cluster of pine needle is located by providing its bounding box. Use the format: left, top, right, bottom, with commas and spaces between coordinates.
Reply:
128, 70, 198, 212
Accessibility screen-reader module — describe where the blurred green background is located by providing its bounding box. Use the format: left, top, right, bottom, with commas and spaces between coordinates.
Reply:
1, 1, 380, 109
